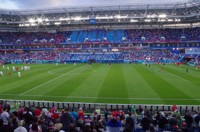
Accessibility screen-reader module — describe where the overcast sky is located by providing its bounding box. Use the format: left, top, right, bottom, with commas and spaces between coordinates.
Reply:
0, 0, 189, 9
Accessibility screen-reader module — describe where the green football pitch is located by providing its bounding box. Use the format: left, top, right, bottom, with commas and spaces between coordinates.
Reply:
0, 63, 200, 105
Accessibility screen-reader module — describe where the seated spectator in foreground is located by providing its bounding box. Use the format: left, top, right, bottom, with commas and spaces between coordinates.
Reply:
60, 108, 74, 131
70, 108, 78, 122
29, 122, 42, 132
141, 113, 152, 131
0, 107, 9, 125
107, 117, 122, 132
78, 107, 85, 119
14, 120, 27, 132
124, 112, 134, 132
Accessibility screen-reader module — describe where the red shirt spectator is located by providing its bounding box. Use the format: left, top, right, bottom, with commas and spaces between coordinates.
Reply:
172, 105, 177, 112
52, 112, 59, 119
0, 103, 2, 114
34, 108, 41, 117
78, 108, 85, 119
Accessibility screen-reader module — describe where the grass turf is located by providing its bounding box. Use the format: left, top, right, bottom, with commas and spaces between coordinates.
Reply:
0, 63, 200, 105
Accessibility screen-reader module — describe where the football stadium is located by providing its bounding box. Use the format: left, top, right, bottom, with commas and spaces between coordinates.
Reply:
0, 0, 200, 131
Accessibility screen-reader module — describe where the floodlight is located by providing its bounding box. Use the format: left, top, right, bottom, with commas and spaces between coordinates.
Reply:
147, 14, 157, 18
175, 19, 181, 22
44, 18, 49, 21
167, 19, 173, 22
31, 23, 37, 26
130, 19, 138, 22
74, 17, 81, 21
29, 18, 35, 23
158, 14, 167, 18
158, 19, 166, 22
37, 18, 43, 23
25, 24, 30, 26
115, 15, 121, 19
54, 22, 61, 25
144, 19, 151, 22
59, 17, 64, 21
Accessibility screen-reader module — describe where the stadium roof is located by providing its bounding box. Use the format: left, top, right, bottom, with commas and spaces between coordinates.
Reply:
0, 0, 191, 10
0, 1, 199, 15
0, 0, 200, 29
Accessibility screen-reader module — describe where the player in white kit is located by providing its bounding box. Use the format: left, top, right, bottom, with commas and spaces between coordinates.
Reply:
0, 71, 3, 76
18, 72, 21, 77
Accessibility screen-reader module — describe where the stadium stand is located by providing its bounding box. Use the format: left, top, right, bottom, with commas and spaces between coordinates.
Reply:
1, 28, 200, 45
1, 1, 200, 131
0, 100, 200, 132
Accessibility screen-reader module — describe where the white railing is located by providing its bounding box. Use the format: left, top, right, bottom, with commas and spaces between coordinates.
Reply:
1, 99, 199, 112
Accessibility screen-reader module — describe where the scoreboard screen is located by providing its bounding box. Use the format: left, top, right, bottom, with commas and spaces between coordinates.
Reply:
89, 19, 96, 24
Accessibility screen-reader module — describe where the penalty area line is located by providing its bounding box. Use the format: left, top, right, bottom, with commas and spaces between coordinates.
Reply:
19, 65, 86, 96
155, 69, 191, 83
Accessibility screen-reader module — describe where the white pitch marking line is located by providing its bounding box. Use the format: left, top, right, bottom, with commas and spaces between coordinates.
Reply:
155, 69, 191, 83
1, 94, 200, 101
19, 65, 86, 95
48, 68, 96, 75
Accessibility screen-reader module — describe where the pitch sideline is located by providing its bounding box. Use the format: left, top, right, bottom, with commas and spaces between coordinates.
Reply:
1, 93, 200, 101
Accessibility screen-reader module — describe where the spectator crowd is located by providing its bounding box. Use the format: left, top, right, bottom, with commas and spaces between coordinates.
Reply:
0, 50, 183, 64
0, 101, 200, 132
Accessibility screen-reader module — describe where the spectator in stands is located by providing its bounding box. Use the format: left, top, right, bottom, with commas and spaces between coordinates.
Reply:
107, 116, 122, 132
168, 114, 178, 131
78, 107, 85, 119
124, 112, 134, 132
39, 119, 48, 132
194, 112, 200, 130
0, 107, 9, 125
22, 107, 33, 129
0, 102, 3, 114
70, 108, 78, 122
172, 104, 177, 112
141, 113, 152, 131
184, 112, 193, 131
157, 112, 168, 131
60, 108, 74, 131
14, 120, 27, 132
29, 122, 42, 132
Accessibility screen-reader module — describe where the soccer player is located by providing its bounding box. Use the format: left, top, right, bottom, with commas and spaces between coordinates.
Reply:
196, 65, 199, 70
160, 66, 163, 72
7, 66, 10, 70
74, 62, 76, 66
8, 72, 11, 76
27, 66, 30, 70
24, 66, 27, 71
0, 71, 3, 76
56, 63, 58, 66
186, 69, 189, 73
18, 72, 21, 77
2, 65, 5, 69
12, 66, 16, 71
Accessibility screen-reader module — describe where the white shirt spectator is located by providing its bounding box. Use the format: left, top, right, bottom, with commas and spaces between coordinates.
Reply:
14, 126, 27, 132
14, 120, 27, 132
0, 108, 9, 125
